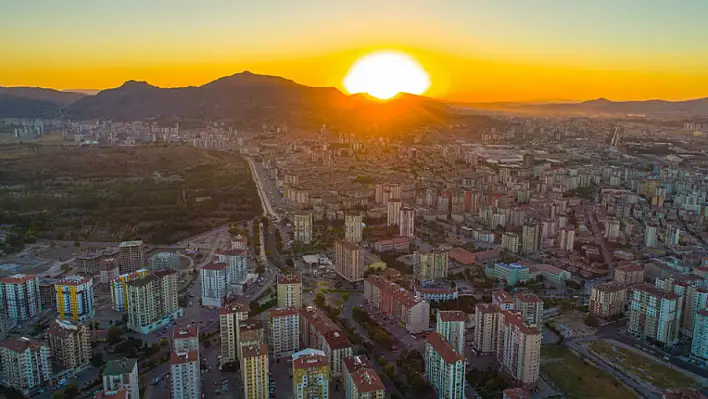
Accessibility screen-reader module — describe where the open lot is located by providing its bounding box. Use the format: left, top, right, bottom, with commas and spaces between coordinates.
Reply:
588, 340, 701, 389
0, 144, 261, 247
541, 345, 638, 399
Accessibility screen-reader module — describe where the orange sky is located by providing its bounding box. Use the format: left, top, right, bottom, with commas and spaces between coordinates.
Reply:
3, 1, 708, 102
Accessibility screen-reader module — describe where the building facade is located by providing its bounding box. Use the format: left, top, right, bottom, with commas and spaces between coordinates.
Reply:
118, 241, 145, 273
413, 249, 449, 282
149, 252, 180, 271
56, 275, 95, 323
200, 262, 229, 308
277, 275, 303, 309
436, 311, 466, 355
268, 307, 300, 358
343, 355, 386, 399
0, 337, 52, 396
47, 319, 91, 372
514, 293, 543, 326
242, 344, 269, 399
170, 350, 201, 399
628, 283, 680, 346
496, 311, 541, 385
345, 212, 364, 243
218, 302, 249, 365
425, 332, 466, 399
614, 264, 645, 285
364, 275, 430, 333
691, 310, 708, 366
589, 281, 627, 318
293, 212, 313, 244
399, 206, 416, 238
335, 240, 363, 282
292, 348, 330, 399
103, 358, 139, 399
0, 273, 41, 326
110, 269, 149, 312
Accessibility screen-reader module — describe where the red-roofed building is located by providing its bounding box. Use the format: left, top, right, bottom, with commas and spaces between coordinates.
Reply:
170, 350, 200, 399
268, 307, 300, 358
344, 355, 386, 399
0, 273, 41, 326
424, 332, 466, 398
200, 262, 229, 308
364, 275, 430, 333
172, 324, 199, 351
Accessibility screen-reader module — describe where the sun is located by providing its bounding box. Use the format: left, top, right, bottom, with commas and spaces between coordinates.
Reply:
343, 51, 431, 100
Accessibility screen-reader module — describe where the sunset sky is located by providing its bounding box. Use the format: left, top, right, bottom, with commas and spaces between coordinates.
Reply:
2, 0, 708, 102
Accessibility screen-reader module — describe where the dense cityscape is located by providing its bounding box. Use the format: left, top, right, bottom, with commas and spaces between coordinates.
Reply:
0, 111, 706, 399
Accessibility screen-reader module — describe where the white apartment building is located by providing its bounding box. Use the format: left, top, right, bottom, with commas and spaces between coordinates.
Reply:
387, 200, 402, 226
473, 303, 499, 354
103, 358, 139, 399
277, 275, 302, 309
218, 302, 249, 364
0, 273, 41, 326
173, 324, 200, 351
336, 240, 363, 282
170, 350, 201, 399
589, 281, 627, 319
605, 217, 620, 241
645, 224, 658, 248
201, 262, 229, 308
399, 206, 416, 238
118, 240, 145, 273
343, 355, 386, 399
293, 212, 313, 244
364, 275, 430, 333
345, 212, 364, 243
514, 293, 543, 326
436, 311, 466, 355
268, 308, 300, 358
691, 310, 708, 366
47, 319, 91, 372
497, 311, 541, 385
413, 249, 449, 282
0, 337, 52, 396
110, 269, 149, 312
628, 283, 680, 346
425, 332, 466, 399
216, 249, 249, 285
501, 232, 519, 253
556, 228, 575, 251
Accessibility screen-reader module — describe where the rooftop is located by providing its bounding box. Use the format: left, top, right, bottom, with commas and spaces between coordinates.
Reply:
201, 261, 228, 271
126, 274, 158, 287
344, 356, 386, 393
438, 310, 467, 322
292, 350, 328, 370
425, 332, 464, 364
633, 283, 679, 300
173, 324, 199, 340
119, 240, 143, 248
104, 358, 138, 376
242, 343, 268, 359
278, 274, 302, 284
95, 390, 129, 399
0, 336, 45, 352
269, 307, 299, 318
0, 273, 37, 284
170, 349, 199, 365
57, 275, 92, 286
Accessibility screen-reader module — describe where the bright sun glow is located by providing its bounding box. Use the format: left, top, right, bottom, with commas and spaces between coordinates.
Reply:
343, 51, 431, 100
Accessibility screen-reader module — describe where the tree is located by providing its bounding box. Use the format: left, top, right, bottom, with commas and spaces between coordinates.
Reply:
73, 240, 81, 247
314, 293, 326, 308
559, 299, 573, 314
255, 265, 265, 275
584, 313, 600, 327
204, 340, 212, 348
91, 353, 104, 367
384, 364, 395, 377
107, 325, 123, 344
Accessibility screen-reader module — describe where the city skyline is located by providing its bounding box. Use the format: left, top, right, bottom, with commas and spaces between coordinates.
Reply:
3, 0, 708, 102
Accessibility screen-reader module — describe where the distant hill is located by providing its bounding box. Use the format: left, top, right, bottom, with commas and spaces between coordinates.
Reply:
0, 87, 86, 118
63, 71, 448, 129
522, 97, 708, 117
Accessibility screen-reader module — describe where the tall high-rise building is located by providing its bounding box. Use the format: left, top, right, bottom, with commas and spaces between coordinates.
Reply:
605, 217, 621, 241
399, 206, 416, 238
55, 275, 95, 323
216, 249, 249, 285
374, 183, 386, 205
556, 228, 575, 251
126, 270, 180, 334
293, 212, 313, 244
268, 308, 300, 358
665, 224, 681, 246
521, 224, 540, 254
277, 275, 302, 309
436, 311, 466, 355
110, 269, 149, 312
472, 303, 499, 354
242, 344, 269, 399
345, 212, 364, 243
645, 223, 658, 248
589, 281, 627, 319
0, 337, 52, 396
292, 348, 330, 399
0, 273, 41, 326
628, 283, 680, 346
173, 324, 200, 352
496, 311, 542, 385
614, 264, 644, 285
522, 153, 534, 169
413, 249, 449, 282
387, 200, 402, 226
47, 319, 91, 372
218, 302, 249, 365
149, 252, 180, 271
343, 355, 386, 399
118, 241, 145, 273
200, 262, 229, 308
388, 183, 402, 201
424, 332, 466, 399
364, 275, 430, 333
170, 349, 201, 399
514, 293, 543, 326
335, 240, 363, 282
501, 232, 520, 253
103, 358, 139, 399
691, 310, 708, 366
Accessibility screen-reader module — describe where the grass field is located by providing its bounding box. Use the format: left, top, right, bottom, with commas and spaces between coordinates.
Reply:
541, 345, 638, 399
0, 143, 262, 245
588, 340, 699, 389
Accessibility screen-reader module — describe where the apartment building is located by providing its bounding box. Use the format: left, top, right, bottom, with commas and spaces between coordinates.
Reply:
605, 217, 621, 241
126, 270, 182, 334
217, 249, 249, 286
497, 311, 542, 385
293, 212, 313, 244
0, 273, 41, 326
387, 200, 402, 226
514, 293, 543, 326
47, 319, 91, 372
110, 269, 149, 312
299, 306, 353, 377
149, 252, 180, 271
200, 262, 229, 308
413, 249, 449, 282
628, 283, 680, 346
0, 337, 52, 396
170, 350, 201, 399
589, 281, 627, 318
521, 224, 541, 255
118, 240, 145, 273
345, 212, 364, 243
399, 206, 416, 238
173, 324, 199, 351
102, 358, 139, 399
335, 240, 363, 282
38, 278, 57, 310
242, 344, 269, 399
645, 224, 658, 248
76, 251, 106, 276
473, 303, 499, 354
268, 307, 300, 358
364, 275, 430, 333
615, 263, 645, 285
218, 302, 249, 365
556, 228, 575, 251
239, 320, 266, 363
277, 274, 303, 309
436, 310, 466, 355
292, 348, 330, 399
343, 355, 386, 399
501, 232, 519, 253
691, 310, 708, 366
492, 291, 515, 311
425, 332, 466, 399
56, 275, 95, 323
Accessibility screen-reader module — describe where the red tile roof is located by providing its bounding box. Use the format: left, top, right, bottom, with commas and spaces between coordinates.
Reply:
170, 349, 198, 365
268, 307, 299, 318
438, 310, 467, 322
293, 352, 328, 370
278, 274, 302, 284
172, 324, 199, 339
0, 273, 37, 284
343, 356, 386, 393
201, 262, 228, 271
425, 332, 464, 363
